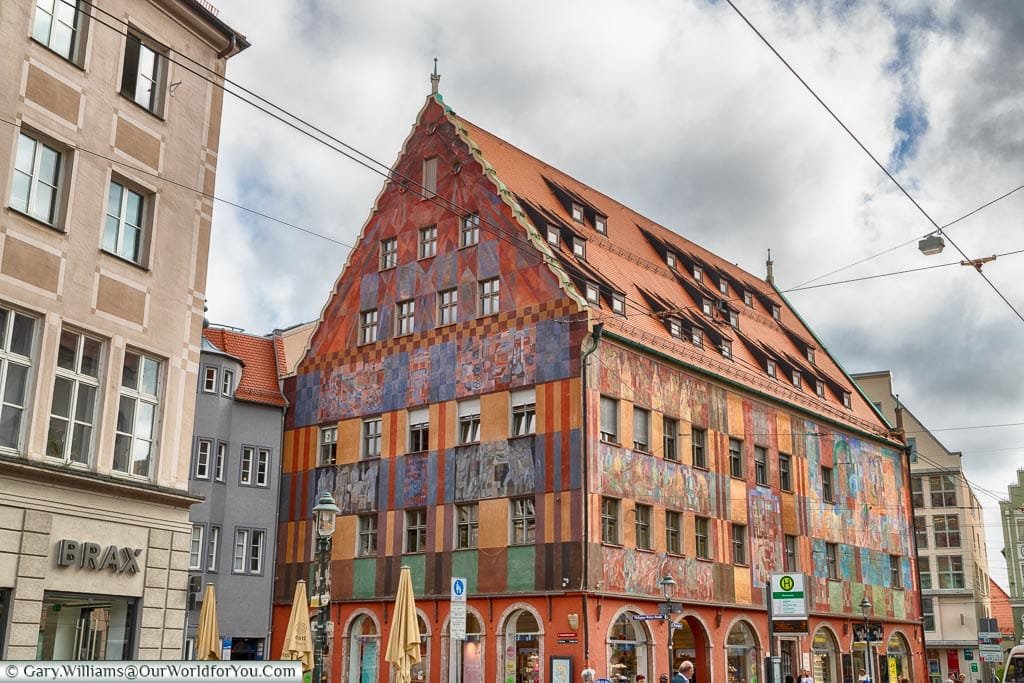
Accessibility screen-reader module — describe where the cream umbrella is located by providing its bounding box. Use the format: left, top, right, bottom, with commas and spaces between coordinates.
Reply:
280, 579, 314, 672
195, 583, 221, 660
385, 566, 421, 683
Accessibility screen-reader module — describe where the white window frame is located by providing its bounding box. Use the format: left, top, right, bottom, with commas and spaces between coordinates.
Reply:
600, 497, 619, 544
718, 277, 728, 295
766, 359, 777, 378
194, 439, 211, 480
121, 30, 167, 115
11, 131, 65, 225
240, 445, 254, 485
438, 288, 458, 326
456, 503, 479, 550
510, 497, 535, 545
571, 202, 584, 223
460, 213, 480, 247
360, 309, 378, 345
358, 514, 377, 557
479, 278, 499, 316
634, 503, 652, 550
611, 293, 625, 316
546, 225, 560, 247
380, 237, 397, 270
458, 399, 480, 445
695, 516, 710, 560
189, 524, 203, 570
319, 426, 337, 466
720, 339, 732, 358
113, 350, 160, 477
405, 509, 427, 553
32, 0, 86, 63
221, 369, 234, 397
632, 407, 650, 452
362, 418, 382, 459
232, 528, 265, 575
214, 441, 226, 482
599, 396, 618, 443
666, 252, 677, 269
408, 407, 429, 453
396, 299, 415, 336
256, 448, 270, 487
47, 328, 100, 465
594, 214, 607, 234
691, 327, 703, 348
418, 225, 437, 259
668, 318, 682, 339
202, 366, 217, 393
511, 388, 536, 437
206, 525, 220, 572
103, 179, 148, 264
693, 265, 703, 281
572, 237, 586, 259
585, 282, 600, 304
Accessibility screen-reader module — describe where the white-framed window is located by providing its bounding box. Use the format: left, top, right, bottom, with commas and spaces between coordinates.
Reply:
360, 309, 378, 345
693, 265, 703, 281
720, 339, 732, 358
754, 446, 768, 486
408, 407, 429, 452
842, 392, 852, 409
732, 523, 747, 564
890, 554, 902, 587
791, 369, 801, 388
32, 0, 87, 62
206, 525, 220, 572
362, 417, 382, 459
214, 441, 226, 482
666, 252, 677, 269
232, 528, 265, 574
405, 509, 427, 553
456, 503, 479, 550
632, 407, 650, 452
815, 380, 825, 398
728, 310, 739, 328
663, 417, 679, 462
691, 327, 703, 348
729, 437, 743, 478
666, 510, 681, 555
240, 446, 254, 485
511, 388, 536, 437
930, 474, 957, 507
611, 293, 625, 316
572, 237, 586, 259
825, 542, 839, 579
922, 596, 935, 630
766, 359, 777, 378
358, 514, 377, 557
571, 202, 584, 223
668, 318, 682, 339
396, 299, 415, 336
695, 516, 710, 559
418, 225, 437, 259
779, 453, 792, 491
936, 555, 964, 588
202, 366, 217, 393
221, 370, 234, 397
594, 214, 607, 234
510, 497, 535, 545
599, 396, 618, 443
194, 439, 211, 479
479, 278, 499, 316
771, 303, 781, 320
121, 30, 167, 115
701, 298, 712, 316
784, 534, 797, 571
821, 466, 834, 503
585, 282, 600, 304
718, 277, 729, 295
113, 350, 160, 477
319, 426, 337, 466
458, 399, 480, 445
12, 130, 68, 228
421, 157, 437, 199
933, 514, 961, 548
806, 347, 815, 364
189, 524, 203, 570
104, 179, 148, 264
380, 237, 397, 270
256, 448, 270, 487
47, 328, 100, 465
634, 503, 652, 550
460, 213, 480, 247
600, 497, 619, 544
691, 427, 707, 469
743, 290, 753, 307
546, 225, 559, 246
438, 288, 458, 326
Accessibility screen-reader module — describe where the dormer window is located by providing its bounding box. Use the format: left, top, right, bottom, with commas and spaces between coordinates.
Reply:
806, 347, 815, 364
720, 339, 732, 358
816, 380, 825, 398
585, 282, 600, 304
766, 359, 777, 378
572, 237, 586, 259
702, 299, 712, 317
594, 215, 607, 234
792, 370, 801, 388
693, 265, 703, 282
842, 392, 852, 409
719, 278, 728, 295
771, 304, 781, 321
728, 310, 739, 328
666, 252, 677, 270
547, 226, 560, 246
571, 203, 585, 223
611, 293, 626, 315
668, 318, 682, 339
743, 290, 753, 307
691, 328, 703, 348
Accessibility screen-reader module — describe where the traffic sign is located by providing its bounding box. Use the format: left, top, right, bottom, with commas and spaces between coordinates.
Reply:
451, 577, 467, 640
771, 574, 807, 619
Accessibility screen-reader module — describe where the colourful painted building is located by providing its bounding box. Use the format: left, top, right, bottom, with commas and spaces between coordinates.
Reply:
272, 87, 923, 683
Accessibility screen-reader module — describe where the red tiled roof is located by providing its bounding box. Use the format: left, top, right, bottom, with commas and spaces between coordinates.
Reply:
990, 579, 1015, 635
444, 101, 888, 437
202, 327, 285, 408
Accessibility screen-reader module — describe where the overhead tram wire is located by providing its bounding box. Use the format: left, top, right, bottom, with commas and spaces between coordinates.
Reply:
723, 0, 1024, 325
790, 183, 1024, 290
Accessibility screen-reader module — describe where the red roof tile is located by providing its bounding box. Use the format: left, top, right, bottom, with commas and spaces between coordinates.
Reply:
990, 579, 1015, 635
444, 102, 888, 437
202, 327, 285, 408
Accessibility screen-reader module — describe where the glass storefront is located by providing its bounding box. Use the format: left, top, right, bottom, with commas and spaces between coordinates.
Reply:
608, 612, 649, 683
347, 614, 379, 683
726, 622, 759, 683
811, 627, 840, 683
36, 592, 135, 660
451, 612, 484, 683
503, 610, 541, 683
885, 633, 910, 683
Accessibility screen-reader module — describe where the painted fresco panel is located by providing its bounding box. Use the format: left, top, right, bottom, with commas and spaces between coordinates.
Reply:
748, 487, 781, 589
601, 546, 715, 602
453, 438, 536, 501
330, 460, 381, 514
398, 454, 429, 508
598, 443, 716, 514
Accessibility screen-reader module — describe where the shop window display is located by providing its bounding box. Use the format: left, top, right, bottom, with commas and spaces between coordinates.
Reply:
726, 621, 759, 683
36, 592, 135, 660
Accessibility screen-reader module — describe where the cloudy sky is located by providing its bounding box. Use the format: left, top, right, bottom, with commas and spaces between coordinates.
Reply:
203, 0, 1024, 589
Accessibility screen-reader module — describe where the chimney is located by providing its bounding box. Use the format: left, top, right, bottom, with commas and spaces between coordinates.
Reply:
766, 249, 774, 285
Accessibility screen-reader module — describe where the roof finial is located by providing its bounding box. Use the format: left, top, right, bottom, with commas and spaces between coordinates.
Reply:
766, 248, 774, 284
430, 57, 440, 95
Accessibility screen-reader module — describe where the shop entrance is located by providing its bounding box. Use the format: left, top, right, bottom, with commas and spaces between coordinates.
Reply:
36, 592, 136, 660
502, 609, 542, 683
347, 614, 380, 683
670, 616, 710, 683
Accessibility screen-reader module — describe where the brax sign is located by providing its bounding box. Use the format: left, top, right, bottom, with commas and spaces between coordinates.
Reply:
55, 539, 142, 575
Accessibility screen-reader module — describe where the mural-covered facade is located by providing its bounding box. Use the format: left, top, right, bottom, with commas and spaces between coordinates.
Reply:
272, 91, 922, 683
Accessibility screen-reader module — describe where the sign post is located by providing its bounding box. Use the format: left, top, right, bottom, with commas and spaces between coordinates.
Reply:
451, 577, 467, 641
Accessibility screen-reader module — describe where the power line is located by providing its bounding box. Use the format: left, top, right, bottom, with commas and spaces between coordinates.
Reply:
723, 0, 1024, 324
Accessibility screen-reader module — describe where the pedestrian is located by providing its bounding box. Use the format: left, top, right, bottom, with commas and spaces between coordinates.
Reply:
659, 674, 669, 683
858, 669, 871, 683
678, 661, 694, 683
799, 669, 814, 683
959, 674, 967, 683
671, 666, 684, 683
947, 672, 957, 683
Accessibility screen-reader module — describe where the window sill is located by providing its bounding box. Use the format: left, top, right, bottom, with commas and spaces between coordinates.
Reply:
30, 38, 87, 71
695, 556, 714, 564
7, 206, 65, 234
692, 463, 709, 471
99, 248, 149, 273
417, 255, 437, 262
599, 437, 620, 446
666, 551, 685, 559
635, 547, 655, 554
601, 541, 624, 548
730, 474, 745, 481
379, 265, 396, 272
458, 242, 478, 249
118, 92, 167, 123
509, 433, 535, 441
632, 447, 651, 455
316, 462, 337, 468
827, 577, 842, 582
664, 456, 681, 464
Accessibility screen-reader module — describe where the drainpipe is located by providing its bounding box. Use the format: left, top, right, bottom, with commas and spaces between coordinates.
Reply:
580, 322, 604, 666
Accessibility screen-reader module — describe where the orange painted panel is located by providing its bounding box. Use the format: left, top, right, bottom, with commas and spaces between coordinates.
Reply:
479, 498, 507, 548
481, 392, 508, 442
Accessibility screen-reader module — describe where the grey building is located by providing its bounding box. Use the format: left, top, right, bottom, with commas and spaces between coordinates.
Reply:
185, 326, 285, 660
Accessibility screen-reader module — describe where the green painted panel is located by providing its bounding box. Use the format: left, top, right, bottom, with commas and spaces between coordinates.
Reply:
892, 587, 905, 619
828, 578, 844, 612
507, 546, 535, 592
452, 551, 479, 594
353, 558, 376, 598
403, 554, 427, 595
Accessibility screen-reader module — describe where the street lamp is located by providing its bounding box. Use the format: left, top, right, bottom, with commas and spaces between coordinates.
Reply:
860, 596, 873, 683
659, 574, 677, 676
918, 233, 945, 256
313, 491, 340, 683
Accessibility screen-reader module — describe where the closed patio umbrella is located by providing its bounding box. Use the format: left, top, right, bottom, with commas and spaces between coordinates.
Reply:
384, 566, 421, 683
195, 583, 220, 661
280, 579, 314, 672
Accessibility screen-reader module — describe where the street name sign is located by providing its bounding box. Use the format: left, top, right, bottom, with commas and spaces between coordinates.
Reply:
451, 577, 467, 640
633, 614, 667, 621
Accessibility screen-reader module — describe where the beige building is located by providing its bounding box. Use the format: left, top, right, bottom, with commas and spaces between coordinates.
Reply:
854, 372, 992, 683
0, 0, 246, 660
